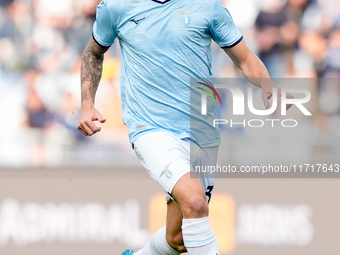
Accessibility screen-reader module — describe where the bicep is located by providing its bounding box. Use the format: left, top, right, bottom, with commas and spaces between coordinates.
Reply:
223, 39, 253, 69
84, 37, 110, 58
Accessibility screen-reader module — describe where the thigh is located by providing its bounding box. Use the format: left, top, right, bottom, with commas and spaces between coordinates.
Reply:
192, 145, 219, 203
167, 143, 219, 205
133, 131, 191, 194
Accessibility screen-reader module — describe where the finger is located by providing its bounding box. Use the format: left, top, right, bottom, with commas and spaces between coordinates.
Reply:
286, 93, 294, 110
78, 126, 88, 136
82, 122, 96, 136
277, 87, 282, 98
99, 118, 106, 123
93, 116, 106, 124
78, 124, 89, 136
262, 93, 270, 109
92, 113, 106, 124
85, 120, 101, 134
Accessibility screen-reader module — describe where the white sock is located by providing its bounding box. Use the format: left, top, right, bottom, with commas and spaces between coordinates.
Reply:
135, 226, 180, 255
182, 216, 220, 255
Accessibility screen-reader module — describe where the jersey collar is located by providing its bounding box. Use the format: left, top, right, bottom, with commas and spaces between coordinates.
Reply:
150, 0, 172, 4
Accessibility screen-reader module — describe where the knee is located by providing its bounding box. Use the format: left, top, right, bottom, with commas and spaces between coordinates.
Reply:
180, 194, 209, 218
166, 231, 187, 253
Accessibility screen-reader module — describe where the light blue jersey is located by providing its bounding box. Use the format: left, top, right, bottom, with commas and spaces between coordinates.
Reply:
92, 0, 242, 148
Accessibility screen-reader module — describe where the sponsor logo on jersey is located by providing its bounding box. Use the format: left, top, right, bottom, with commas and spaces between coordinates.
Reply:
175, 10, 197, 25
130, 17, 146, 26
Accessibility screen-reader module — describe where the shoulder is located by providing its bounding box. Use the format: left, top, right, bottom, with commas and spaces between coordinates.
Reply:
194, 0, 218, 8
101, 0, 130, 13
212, 0, 228, 8
204, 0, 228, 23
202, 0, 229, 17
98, 0, 128, 26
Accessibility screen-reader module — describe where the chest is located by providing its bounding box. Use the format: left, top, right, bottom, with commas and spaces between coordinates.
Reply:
115, 2, 211, 49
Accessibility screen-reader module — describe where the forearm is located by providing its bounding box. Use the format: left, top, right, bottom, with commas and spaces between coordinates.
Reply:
224, 40, 283, 108
224, 40, 273, 88
80, 38, 108, 107
238, 53, 273, 88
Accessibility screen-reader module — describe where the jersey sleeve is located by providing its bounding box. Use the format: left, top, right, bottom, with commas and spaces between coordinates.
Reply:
92, 1, 116, 47
209, 0, 243, 48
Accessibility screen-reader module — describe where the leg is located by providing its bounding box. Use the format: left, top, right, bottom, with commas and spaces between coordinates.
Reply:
171, 172, 209, 219
133, 200, 185, 255
169, 142, 220, 255
166, 200, 186, 253
129, 132, 219, 255
135, 173, 212, 255
140, 172, 219, 255
147, 171, 213, 254
165, 173, 217, 255
132, 132, 190, 255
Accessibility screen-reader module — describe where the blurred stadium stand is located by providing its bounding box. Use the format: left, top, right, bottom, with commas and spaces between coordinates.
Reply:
0, 2, 340, 255
0, 0, 339, 167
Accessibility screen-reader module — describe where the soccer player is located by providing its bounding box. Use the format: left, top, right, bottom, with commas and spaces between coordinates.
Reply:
77, 0, 292, 254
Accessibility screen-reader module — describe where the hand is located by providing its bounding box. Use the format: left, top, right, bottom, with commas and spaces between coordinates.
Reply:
261, 82, 294, 110
77, 105, 106, 136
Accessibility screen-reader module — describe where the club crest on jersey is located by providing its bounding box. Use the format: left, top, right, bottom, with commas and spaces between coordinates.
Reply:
160, 163, 172, 179
175, 9, 197, 25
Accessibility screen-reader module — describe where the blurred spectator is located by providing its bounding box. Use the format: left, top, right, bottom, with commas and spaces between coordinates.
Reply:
26, 89, 52, 128
0, 0, 13, 7
0, 0, 339, 166
255, 0, 299, 77
324, 29, 340, 77
284, 0, 311, 24
298, 31, 328, 77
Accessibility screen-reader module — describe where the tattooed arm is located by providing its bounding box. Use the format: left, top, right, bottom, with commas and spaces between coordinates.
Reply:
78, 37, 109, 136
